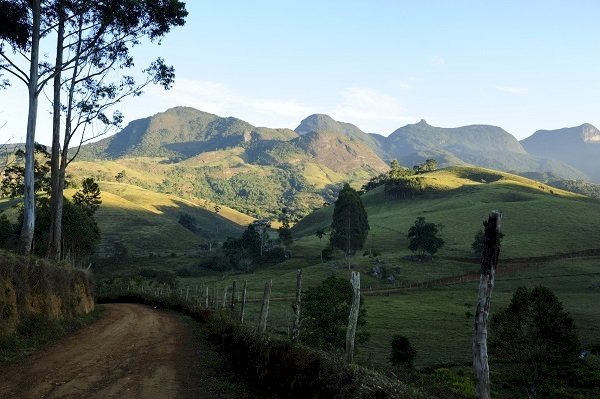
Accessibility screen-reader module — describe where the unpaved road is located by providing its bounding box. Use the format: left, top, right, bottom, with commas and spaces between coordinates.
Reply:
0, 303, 219, 399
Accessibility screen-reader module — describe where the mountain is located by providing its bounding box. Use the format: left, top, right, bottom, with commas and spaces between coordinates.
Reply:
372, 119, 587, 180
521, 123, 600, 182
75, 108, 389, 220
79, 107, 298, 160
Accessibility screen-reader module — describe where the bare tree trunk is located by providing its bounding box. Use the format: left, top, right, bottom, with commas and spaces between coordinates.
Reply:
345, 271, 361, 364
47, 5, 65, 260
473, 211, 502, 399
19, 0, 41, 255
230, 280, 237, 315
239, 280, 247, 324
291, 269, 302, 341
257, 280, 272, 334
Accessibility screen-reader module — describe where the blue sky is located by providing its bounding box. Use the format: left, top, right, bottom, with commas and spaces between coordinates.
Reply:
3, 0, 600, 145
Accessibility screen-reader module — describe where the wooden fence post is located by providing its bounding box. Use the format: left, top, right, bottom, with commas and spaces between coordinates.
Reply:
222, 286, 228, 309
473, 211, 502, 399
345, 271, 361, 364
257, 280, 272, 334
240, 280, 247, 324
291, 269, 302, 341
230, 280, 237, 316
205, 286, 209, 308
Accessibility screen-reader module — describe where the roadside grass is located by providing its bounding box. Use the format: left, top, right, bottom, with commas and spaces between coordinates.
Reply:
0, 307, 104, 364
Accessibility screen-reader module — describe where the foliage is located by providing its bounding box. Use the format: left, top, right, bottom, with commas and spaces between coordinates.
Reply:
413, 159, 438, 173
300, 276, 369, 351
0, 144, 51, 199
384, 176, 424, 199
0, 214, 14, 248
389, 334, 417, 370
407, 217, 444, 257
15, 197, 100, 262
72, 177, 101, 216
115, 170, 127, 183
330, 183, 369, 255
178, 213, 198, 233
490, 286, 581, 398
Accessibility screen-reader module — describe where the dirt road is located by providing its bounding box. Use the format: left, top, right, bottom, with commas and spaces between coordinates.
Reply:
0, 303, 220, 399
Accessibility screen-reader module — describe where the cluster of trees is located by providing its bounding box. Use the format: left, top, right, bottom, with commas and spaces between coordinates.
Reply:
0, 0, 188, 258
362, 159, 431, 199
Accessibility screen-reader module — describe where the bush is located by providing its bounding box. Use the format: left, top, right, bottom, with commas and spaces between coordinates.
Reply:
389, 334, 417, 370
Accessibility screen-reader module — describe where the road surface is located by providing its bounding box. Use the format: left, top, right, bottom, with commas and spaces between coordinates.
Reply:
0, 303, 229, 399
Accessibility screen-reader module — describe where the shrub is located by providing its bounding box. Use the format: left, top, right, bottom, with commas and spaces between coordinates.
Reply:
389, 334, 417, 370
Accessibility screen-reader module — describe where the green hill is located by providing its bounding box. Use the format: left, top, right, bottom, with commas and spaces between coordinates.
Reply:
81, 182, 248, 257
292, 166, 598, 258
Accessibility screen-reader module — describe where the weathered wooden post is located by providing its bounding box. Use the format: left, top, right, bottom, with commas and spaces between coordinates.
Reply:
239, 280, 247, 323
205, 286, 209, 308
291, 269, 302, 341
257, 280, 272, 334
222, 286, 228, 309
186, 287, 190, 301
473, 211, 502, 399
345, 271, 361, 364
230, 280, 237, 316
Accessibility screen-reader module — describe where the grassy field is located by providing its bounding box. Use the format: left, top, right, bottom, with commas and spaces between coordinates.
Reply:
173, 166, 600, 370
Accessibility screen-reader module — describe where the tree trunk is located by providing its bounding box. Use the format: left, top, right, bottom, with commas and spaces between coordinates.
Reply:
257, 280, 271, 334
239, 280, 247, 324
291, 269, 302, 341
473, 211, 502, 399
47, 5, 65, 260
19, 0, 41, 255
345, 271, 361, 364
230, 280, 236, 316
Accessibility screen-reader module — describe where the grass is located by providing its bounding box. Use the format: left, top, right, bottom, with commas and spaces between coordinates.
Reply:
0, 307, 104, 364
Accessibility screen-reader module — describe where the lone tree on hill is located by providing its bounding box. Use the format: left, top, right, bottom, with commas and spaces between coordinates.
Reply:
330, 183, 369, 259
490, 286, 581, 398
407, 216, 444, 258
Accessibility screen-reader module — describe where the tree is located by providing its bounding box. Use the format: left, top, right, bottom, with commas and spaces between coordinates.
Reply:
115, 170, 127, 183
330, 183, 369, 258
1, 0, 42, 254
300, 276, 368, 350
315, 227, 325, 263
278, 208, 293, 257
490, 286, 581, 398
0, 143, 51, 199
178, 213, 198, 233
389, 334, 417, 370
72, 177, 101, 216
407, 216, 444, 257
49, 1, 185, 259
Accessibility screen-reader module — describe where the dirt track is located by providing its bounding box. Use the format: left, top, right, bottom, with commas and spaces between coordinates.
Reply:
0, 303, 214, 399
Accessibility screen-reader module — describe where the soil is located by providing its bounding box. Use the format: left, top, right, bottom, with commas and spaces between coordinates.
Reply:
0, 303, 240, 399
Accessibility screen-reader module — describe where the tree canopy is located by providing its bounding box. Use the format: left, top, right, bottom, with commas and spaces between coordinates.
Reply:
330, 183, 369, 255
300, 276, 368, 350
490, 286, 581, 398
407, 216, 444, 257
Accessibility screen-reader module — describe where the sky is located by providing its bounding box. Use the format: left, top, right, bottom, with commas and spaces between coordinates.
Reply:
2, 0, 600, 146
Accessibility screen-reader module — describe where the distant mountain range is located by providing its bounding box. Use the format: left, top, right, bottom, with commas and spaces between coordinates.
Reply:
521, 123, 600, 182
72, 107, 600, 218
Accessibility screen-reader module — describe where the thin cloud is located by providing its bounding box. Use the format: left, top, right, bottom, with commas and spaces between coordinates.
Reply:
431, 55, 446, 65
